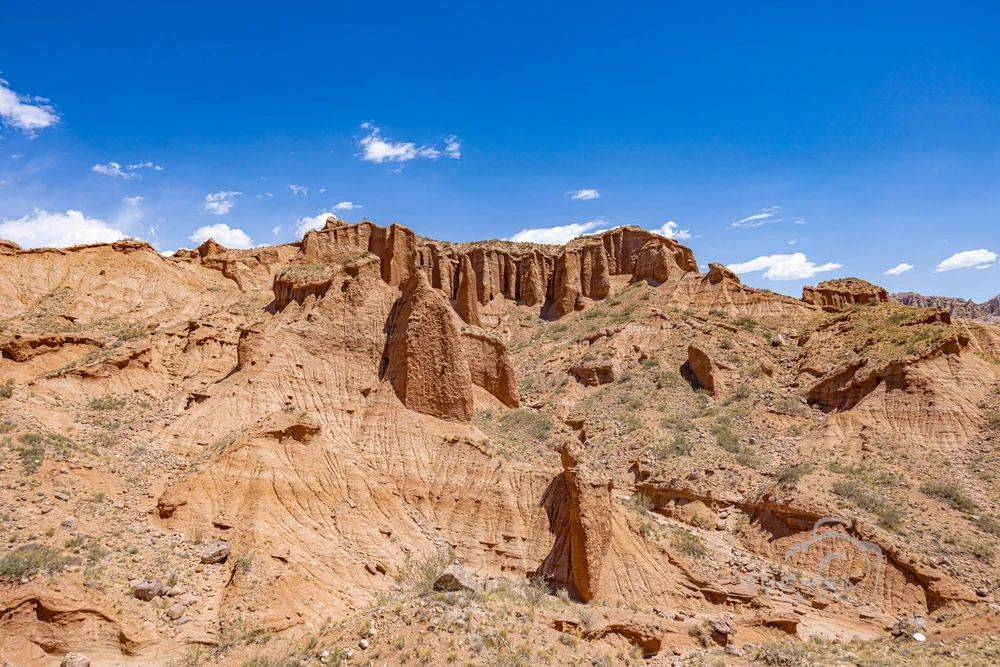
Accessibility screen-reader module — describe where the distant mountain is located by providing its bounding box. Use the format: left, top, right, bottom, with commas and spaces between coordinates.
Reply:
893, 291, 1000, 322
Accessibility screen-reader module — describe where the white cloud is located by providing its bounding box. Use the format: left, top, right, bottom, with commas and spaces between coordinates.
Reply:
113, 195, 145, 229
91, 161, 162, 179
271, 225, 282, 236
508, 220, 605, 244
0, 78, 59, 135
569, 188, 600, 201
728, 252, 842, 281
295, 211, 337, 237
0, 209, 127, 247
357, 122, 460, 164
257, 192, 274, 199
652, 220, 691, 240
289, 184, 309, 196
935, 249, 996, 272
188, 223, 253, 249
884, 262, 914, 276
203, 190, 242, 215
444, 136, 461, 159
334, 201, 362, 210
731, 206, 780, 228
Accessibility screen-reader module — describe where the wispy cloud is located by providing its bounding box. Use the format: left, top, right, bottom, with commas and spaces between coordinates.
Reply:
113, 195, 145, 229
189, 223, 253, 249
91, 161, 163, 179
728, 252, 841, 280
357, 122, 461, 164
651, 220, 691, 240
569, 188, 600, 201
508, 220, 605, 244
0, 78, 59, 136
334, 201, 362, 210
884, 262, 913, 276
0, 209, 126, 247
202, 190, 242, 215
935, 249, 996, 272
444, 136, 461, 159
288, 184, 308, 196
731, 206, 780, 228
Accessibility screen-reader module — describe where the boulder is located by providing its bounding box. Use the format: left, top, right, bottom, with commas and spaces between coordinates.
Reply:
686, 344, 722, 395
129, 579, 168, 601
434, 564, 480, 593
60, 654, 90, 667
200, 539, 232, 564
166, 602, 188, 620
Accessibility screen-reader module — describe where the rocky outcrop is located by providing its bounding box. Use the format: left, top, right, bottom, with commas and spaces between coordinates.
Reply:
453, 254, 482, 326
894, 291, 1000, 323
704, 262, 740, 285
569, 359, 617, 386
1, 333, 102, 362
560, 445, 614, 602
632, 241, 674, 285
271, 263, 336, 309
382, 271, 474, 421
460, 328, 519, 407
197, 238, 225, 258
292, 221, 704, 322
686, 344, 722, 394
805, 334, 969, 411
0, 239, 21, 254
803, 278, 889, 312
547, 228, 697, 316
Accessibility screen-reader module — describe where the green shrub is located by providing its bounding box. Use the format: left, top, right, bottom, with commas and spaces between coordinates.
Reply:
0, 544, 67, 581
712, 421, 740, 453
920, 480, 976, 513
777, 463, 813, 485
88, 395, 127, 411
831, 480, 904, 530
0, 379, 14, 399
671, 529, 706, 559
498, 409, 553, 442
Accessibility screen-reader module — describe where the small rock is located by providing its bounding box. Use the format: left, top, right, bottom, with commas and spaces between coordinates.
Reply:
976, 587, 989, 597
54, 491, 71, 502
61, 517, 78, 530
130, 579, 168, 601
433, 563, 480, 593
166, 602, 188, 620
710, 616, 735, 637
200, 540, 231, 564
61, 653, 91, 667
359, 638, 369, 649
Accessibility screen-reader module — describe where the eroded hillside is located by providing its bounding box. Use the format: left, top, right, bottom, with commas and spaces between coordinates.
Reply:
0, 219, 997, 666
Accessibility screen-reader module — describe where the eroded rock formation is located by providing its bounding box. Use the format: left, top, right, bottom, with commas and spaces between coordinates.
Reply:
803, 278, 889, 312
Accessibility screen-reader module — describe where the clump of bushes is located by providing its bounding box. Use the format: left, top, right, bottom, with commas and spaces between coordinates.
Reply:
920, 480, 976, 513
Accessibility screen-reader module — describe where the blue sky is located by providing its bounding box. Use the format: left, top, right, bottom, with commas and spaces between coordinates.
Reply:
1, 2, 997, 300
